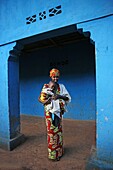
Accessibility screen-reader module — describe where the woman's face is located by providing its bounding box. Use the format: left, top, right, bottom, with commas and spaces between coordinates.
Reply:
51, 76, 59, 83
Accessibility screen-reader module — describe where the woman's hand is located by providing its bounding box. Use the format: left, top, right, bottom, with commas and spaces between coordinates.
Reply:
43, 97, 52, 105
52, 94, 61, 100
52, 94, 69, 101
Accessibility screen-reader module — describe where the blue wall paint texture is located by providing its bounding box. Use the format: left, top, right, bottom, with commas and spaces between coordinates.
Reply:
77, 16, 113, 163
0, 42, 18, 150
0, 0, 113, 45
8, 56, 20, 139
0, 0, 113, 166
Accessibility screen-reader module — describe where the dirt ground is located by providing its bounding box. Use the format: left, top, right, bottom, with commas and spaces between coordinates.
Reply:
0, 115, 96, 170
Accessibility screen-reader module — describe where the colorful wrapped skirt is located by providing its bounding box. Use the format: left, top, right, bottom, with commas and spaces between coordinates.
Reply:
45, 110, 64, 160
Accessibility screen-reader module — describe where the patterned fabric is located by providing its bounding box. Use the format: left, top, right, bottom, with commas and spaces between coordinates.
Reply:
39, 83, 71, 160
49, 68, 60, 78
45, 110, 63, 160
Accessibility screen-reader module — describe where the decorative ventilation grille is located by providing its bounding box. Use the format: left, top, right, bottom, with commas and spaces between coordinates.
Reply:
49, 5, 62, 17
39, 11, 46, 20
26, 15, 36, 24
26, 5, 62, 24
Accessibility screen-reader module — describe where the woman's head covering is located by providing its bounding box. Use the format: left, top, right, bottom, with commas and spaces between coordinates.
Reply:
49, 68, 60, 77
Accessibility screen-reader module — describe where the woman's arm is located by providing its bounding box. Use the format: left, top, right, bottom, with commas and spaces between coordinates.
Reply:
59, 84, 71, 103
52, 94, 69, 101
51, 83, 71, 102
38, 93, 52, 105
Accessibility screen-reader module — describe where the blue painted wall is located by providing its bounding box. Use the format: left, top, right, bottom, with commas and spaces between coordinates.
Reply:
8, 56, 20, 139
20, 39, 96, 120
0, 0, 113, 45
0, 42, 19, 149
0, 45, 10, 144
77, 15, 113, 163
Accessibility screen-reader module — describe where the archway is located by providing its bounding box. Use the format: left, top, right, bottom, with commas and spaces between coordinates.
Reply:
0, 24, 96, 151
19, 24, 96, 121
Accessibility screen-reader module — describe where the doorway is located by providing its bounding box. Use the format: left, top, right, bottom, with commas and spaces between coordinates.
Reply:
19, 26, 96, 121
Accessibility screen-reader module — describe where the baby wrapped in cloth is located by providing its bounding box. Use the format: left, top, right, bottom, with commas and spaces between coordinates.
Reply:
42, 81, 62, 118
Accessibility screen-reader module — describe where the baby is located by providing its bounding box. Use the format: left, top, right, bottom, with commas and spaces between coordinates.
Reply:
42, 81, 61, 118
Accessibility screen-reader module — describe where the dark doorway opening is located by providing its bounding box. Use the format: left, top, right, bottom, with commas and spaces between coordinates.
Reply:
19, 24, 96, 120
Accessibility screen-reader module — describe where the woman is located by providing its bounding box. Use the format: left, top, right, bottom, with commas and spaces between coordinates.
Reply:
38, 68, 71, 161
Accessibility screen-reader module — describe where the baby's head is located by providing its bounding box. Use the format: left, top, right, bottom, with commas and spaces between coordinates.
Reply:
48, 81, 56, 90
